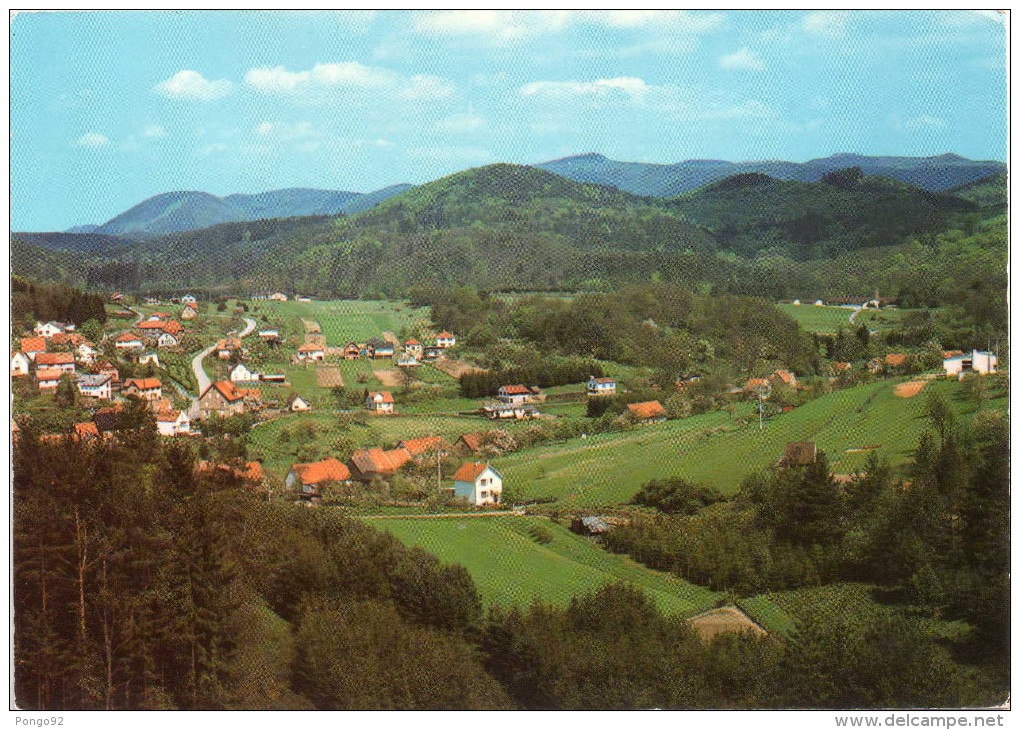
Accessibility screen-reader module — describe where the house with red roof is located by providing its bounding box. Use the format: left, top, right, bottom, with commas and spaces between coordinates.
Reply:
296, 343, 325, 362
397, 436, 447, 461
35, 368, 63, 391
587, 376, 616, 396
342, 341, 361, 360
436, 331, 456, 348
365, 390, 395, 414
286, 458, 351, 497
11, 352, 30, 378
123, 377, 163, 401
451, 462, 503, 506
497, 384, 533, 406
156, 408, 191, 437
347, 447, 412, 482
115, 333, 144, 350
199, 380, 246, 419
36, 351, 76, 374
20, 337, 47, 360
403, 339, 423, 358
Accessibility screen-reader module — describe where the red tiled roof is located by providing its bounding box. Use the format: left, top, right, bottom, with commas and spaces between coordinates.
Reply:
20, 337, 47, 354
404, 339, 421, 345
772, 370, 797, 385
197, 460, 266, 484
124, 377, 162, 391
398, 436, 446, 456
207, 380, 243, 402
297, 343, 324, 353
832, 362, 852, 371
290, 458, 350, 486
626, 400, 667, 420
745, 378, 770, 390
457, 432, 485, 452
35, 352, 74, 366
368, 391, 394, 404
943, 350, 964, 359
452, 462, 491, 482
500, 384, 531, 395
115, 333, 142, 343
162, 321, 184, 335
35, 368, 63, 381
156, 409, 182, 422
885, 353, 908, 367
138, 320, 165, 330
349, 447, 411, 476
437, 331, 454, 338
591, 377, 615, 384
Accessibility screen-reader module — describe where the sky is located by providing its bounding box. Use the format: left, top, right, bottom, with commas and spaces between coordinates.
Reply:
10, 9, 1008, 231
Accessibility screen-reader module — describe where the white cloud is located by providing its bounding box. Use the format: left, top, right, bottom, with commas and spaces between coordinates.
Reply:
252, 120, 316, 140
719, 48, 765, 71
435, 112, 487, 134
411, 10, 723, 43
75, 132, 109, 148
154, 70, 232, 101
520, 77, 649, 99
255, 121, 275, 136
895, 114, 945, 131
801, 11, 849, 37
198, 142, 228, 156
142, 124, 167, 138
244, 62, 455, 100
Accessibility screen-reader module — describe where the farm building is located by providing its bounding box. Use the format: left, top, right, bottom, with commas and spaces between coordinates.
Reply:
76, 373, 113, 400
286, 458, 351, 497
20, 337, 47, 360
780, 442, 817, 468
258, 329, 279, 340
451, 462, 503, 507
130, 351, 160, 367
181, 295, 197, 305
114, 333, 144, 350
743, 378, 771, 397
217, 337, 243, 360
229, 362, 260, 384
943, 350, 998, 378
348, 447, 412, 482
342, 342, 362, 360
76, 342, 99, 364
199, 380, 246, 419
455, 432, 486, 454
771, 370, 799, 388
286, 393, 312, 412
422, 345, 444, 360
122, 377, 163, 401
587, 376, 616, 396
396, 357, 421, 368
436, 331, 456, 348
72, 422, 101, 442
365, 391, 395, 414
367, 338, 394, 358
484, 404, 539, 421
261, 373, 286, 384
181, 304, 198, 320
35, 368, 63, 391
197, 460, 265, 489
571, 516, 612, 536
36, 352, 76, 374
11, 352, 30, 377
626, 400, 668, 423
296, 343, 326, 362
34, 321, 72, 338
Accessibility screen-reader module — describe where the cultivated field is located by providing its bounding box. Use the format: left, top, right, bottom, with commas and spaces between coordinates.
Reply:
371, 516, 720, 616
260, 299, 427, 346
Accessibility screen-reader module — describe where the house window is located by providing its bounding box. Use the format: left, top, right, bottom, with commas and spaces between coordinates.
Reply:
479, 491, 488, 500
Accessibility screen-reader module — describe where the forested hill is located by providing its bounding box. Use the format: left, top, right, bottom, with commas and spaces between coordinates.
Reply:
665, 168, 978, 260
11, 163, 994, 302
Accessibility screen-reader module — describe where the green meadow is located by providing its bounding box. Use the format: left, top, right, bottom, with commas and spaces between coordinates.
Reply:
777, 303, 856, 334
259, 299, 427, 345
493, 378, 1003, 506
371, 516, 720, 616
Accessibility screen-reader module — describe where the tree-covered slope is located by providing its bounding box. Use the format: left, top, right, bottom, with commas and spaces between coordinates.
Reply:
947, 171, 1007, 212
95, 191, 249, 237
667, 169, 977, 260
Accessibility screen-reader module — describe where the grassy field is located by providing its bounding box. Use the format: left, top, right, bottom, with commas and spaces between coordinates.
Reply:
777, 303, 856, 334
857, 307, 925, 332
491, 378, 1004, 507
371, 516, 720, 616
257, 299, 428, 346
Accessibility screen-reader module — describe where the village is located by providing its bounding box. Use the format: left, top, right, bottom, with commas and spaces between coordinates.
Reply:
11, 291, 1002, 521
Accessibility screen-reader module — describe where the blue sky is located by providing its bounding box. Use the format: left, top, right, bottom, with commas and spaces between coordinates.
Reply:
10, 10, 1007, 231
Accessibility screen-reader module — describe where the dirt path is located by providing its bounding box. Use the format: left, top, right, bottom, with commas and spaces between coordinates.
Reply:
687, 606, 768, 640
894, 381, 927, 398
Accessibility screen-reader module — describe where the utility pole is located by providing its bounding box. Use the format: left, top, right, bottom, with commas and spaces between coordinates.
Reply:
437, 440, 442, 493
758, 387, 765, 431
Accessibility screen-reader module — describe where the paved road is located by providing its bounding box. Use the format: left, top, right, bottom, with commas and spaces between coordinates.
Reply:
187, 316, 257, 417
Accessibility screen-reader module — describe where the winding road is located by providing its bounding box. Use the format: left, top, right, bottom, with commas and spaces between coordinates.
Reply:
186, 316, 256, 417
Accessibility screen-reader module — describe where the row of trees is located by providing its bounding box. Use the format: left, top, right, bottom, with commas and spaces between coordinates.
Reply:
12, 276, 107, 330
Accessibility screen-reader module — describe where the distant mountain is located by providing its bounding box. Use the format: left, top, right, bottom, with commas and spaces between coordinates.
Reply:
536, 152, 1006, 197
65, 224, 99, 234
12, 231, 136, 253
91, 184, 414, 238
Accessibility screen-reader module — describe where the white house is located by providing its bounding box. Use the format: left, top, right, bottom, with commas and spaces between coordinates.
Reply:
115, 333, 145, 350
451, 462, 503, 507
35, 352, 76, 374
365, 391, 395, 414
436, 331, 456, 348
403, 339, 423, 357
181, 294, 197, 305
286, 393, 312, 412
11, 352, 30, 377
34, 321, 70, 338
944, 350, 999, 378
498, 384, 531, 406
258, 329, 280, 340
35, 368, 63, 391
156, 409, 191, 437
296, 344, 326, 362
229, 362, 260, 384
76, 342, 99, 364
587, 376, 617, 396
76, 373, 113, 400
132, 351, 161, 367
157, 332, 180, 349
269, 292, 288, 302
